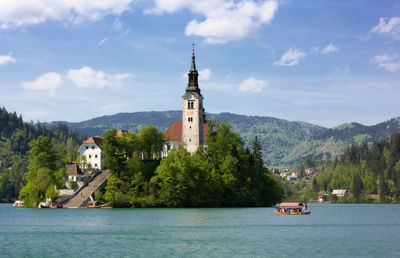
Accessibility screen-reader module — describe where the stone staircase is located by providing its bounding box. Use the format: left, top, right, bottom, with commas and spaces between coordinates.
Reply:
63, 170, 111, 208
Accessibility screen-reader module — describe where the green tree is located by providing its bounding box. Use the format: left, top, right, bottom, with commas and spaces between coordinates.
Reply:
19, 137, 64, 207
138, 125, 164, 159
351, 174, 362, 201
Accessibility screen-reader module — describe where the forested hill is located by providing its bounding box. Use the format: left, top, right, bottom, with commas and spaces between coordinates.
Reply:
50, 111, 400, 166
49, 111, 327, 165
283, 117, 400, 164
0, 107, 83, 202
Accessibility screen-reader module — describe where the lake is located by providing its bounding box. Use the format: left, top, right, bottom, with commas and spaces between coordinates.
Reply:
0, 203, 399, 257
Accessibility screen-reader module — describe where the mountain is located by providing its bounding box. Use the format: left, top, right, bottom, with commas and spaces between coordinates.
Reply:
49, 111, 400, 166
49, 111, 326, 165
282, 117, 400, 164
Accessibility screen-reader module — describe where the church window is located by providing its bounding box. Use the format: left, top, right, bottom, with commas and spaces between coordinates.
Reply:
188, 101, 194, 109
95, 164, 98, 167
92, 146, 95, 149
95, 155, 98, 158
89, 155, 92, 158
188, 117, 193, 122
86, 146, 88, 150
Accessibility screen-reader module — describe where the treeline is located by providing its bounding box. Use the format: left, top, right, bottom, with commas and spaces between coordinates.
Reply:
296, 131, 400, 203
0, 107, 83, 202
97, 122, 283, 207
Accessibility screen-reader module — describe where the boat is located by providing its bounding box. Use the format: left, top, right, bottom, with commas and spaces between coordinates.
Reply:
274, 202, 311, 215
13, 200, 24, 207
54, 200, 63, 208
38, 199, 51, 208
86, 201, 100, 208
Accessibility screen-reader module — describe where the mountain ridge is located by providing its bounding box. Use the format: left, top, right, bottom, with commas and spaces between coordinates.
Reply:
48, 111, 400, 166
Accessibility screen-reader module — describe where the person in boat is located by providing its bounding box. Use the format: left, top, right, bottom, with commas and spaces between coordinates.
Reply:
305, 203, 307, 210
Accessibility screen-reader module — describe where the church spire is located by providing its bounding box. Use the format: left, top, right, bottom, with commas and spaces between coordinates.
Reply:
190, 43, 197, 71
185, 44, 201, 95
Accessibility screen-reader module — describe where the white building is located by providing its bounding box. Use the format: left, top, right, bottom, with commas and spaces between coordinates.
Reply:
163, 47, 208, 156
78, 136, 103, 170
332, 189, 347, 198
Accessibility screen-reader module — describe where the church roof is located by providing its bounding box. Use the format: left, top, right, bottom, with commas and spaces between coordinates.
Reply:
164, 121, 182, 141
164, 121, 209, 141
82, 136, 103, 147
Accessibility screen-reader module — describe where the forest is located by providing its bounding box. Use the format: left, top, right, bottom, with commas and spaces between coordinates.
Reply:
0, 107, 83, 202
284, 131, 400, 203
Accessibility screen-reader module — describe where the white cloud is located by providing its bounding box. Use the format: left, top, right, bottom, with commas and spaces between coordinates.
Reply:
238, 77, 268, 93
147, 0, 279, 44
370, 17, 400, 39
0, 55, 16, 65
274, 47, 306, 66
96, 37, 110, 47
21, 72, 61, 91
199, 68, 212, 81
370, 54, 400, 72
321, 43, 338, 54
113, 17, 122, 31
0, 0, 134, 29
67, 66, 133, 89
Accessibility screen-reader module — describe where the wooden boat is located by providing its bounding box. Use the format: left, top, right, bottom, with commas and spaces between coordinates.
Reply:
274, 202, 311, 215
87, 201, 100, 208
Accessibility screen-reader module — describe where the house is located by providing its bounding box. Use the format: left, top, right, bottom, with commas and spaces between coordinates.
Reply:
78, 136, 103, 170
318, 191, 328, 202
287, 172, 298, 181
305, 167, 315, 175
163, 47, 208, 156
67, 163, 82, 182
116, 129, 129, 137
332, 189, 347, 199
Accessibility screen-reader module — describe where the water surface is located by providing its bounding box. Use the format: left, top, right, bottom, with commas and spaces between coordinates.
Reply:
1, 203, 399, 257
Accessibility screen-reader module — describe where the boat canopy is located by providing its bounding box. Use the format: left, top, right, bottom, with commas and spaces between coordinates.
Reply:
279, 202, 304, 207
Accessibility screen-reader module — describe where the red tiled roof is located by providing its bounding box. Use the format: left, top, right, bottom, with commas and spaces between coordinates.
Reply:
116, 129, 129, 137
164, 121, 183, 141
83, 136, 103, 147
67, 163, 82, 175
164, 121, 209, 141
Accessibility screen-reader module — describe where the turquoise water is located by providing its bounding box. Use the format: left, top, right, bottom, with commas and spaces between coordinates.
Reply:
1, 203, 399, 257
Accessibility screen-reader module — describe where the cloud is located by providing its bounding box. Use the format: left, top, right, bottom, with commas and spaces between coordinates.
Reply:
370, 54, 400, 72
96, 37, 110, 47
0, 55, 16, 65
274, 47, 306, 66
146, 0, 279, 44
21, 72, 61, 92
0, 0, 134, 29
199, 68, 212, 81
238, 77, 268, 93
113, 17, 122, 31
67, 66, 133, 89
320, 43, 338, 54
370, 17, 400, 39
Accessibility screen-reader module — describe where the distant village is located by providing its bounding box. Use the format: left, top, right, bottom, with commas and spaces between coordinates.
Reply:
271, 167, 347, 203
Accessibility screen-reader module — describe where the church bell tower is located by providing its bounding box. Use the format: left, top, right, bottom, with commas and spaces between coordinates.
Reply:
182, 45, 206, 153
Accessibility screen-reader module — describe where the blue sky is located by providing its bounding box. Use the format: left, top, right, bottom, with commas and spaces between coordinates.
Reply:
0, 0, 399, 128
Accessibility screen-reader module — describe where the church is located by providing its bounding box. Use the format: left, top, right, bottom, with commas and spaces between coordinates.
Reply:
162, 47, 209, 157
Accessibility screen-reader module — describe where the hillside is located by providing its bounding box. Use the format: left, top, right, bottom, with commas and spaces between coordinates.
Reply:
49, 111, 400, 166
49, 111, 326, 165
282, 117, 400, 164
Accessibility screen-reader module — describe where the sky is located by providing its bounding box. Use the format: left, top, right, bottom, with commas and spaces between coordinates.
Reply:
0, 0, 399, 128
